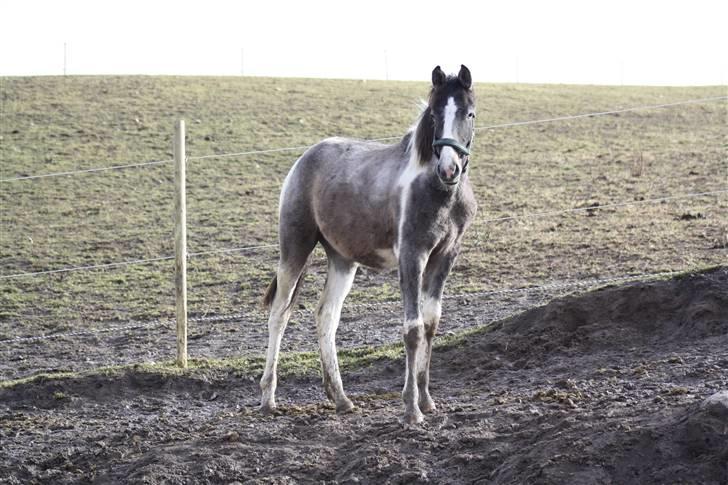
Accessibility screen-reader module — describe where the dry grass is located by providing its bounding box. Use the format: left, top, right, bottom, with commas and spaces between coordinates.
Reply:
0, 76, 726, 336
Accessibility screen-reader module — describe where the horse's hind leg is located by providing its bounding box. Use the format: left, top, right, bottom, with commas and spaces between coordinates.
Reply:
316, 249, 357, 413
260, 233, 317, 414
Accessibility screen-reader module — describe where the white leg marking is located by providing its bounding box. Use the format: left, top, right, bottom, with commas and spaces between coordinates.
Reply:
413, 326, 428, 374
422, 296, 442, 325
403, 318, 424, 333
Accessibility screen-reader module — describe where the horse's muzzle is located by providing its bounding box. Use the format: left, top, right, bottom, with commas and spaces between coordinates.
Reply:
433, 138, 468, 186
437, 160, 461, 185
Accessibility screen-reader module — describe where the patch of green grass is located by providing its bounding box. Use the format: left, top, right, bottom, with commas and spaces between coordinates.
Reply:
189, 340, 406, 376
1, 369, 107, 389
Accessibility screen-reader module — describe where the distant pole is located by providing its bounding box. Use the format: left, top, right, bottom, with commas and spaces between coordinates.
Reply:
63, 42, 67, 76
174, 120, 188, 369
384, 50, 390, 81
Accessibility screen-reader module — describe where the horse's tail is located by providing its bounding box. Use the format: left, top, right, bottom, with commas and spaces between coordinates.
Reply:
262, 276, 277, 309
262, 267, 307, 311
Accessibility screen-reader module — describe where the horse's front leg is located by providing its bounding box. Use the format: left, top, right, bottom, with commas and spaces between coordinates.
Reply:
419, 249, 458, 413
399, 249, 427, 424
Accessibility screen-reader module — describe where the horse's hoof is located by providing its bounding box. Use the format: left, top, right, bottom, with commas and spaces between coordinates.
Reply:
336, 398, 355, 414
259, 402, 277, 415
402, 410, 424, 425
420, 398, 437, 414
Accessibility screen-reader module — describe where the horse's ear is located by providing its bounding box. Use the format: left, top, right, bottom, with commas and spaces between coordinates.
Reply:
458, 64, 472, 90
432, 66, 446, 87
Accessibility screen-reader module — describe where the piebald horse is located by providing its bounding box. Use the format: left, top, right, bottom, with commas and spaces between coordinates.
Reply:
260, 65, 477, 424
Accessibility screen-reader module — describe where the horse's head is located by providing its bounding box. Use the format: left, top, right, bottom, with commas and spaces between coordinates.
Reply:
416, 65, 475, 187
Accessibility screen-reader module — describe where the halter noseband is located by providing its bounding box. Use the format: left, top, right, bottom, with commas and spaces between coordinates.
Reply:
432, 138, 471, 173
432, 138, 470, 157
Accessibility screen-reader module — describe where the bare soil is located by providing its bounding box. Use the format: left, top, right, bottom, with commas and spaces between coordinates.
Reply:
1, 267, 727, 484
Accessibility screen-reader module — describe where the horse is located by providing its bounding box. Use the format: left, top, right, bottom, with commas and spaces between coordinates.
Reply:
259, 65, 477, 424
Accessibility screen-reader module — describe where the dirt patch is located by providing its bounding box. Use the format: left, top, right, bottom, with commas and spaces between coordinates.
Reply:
1, 267, 726, 484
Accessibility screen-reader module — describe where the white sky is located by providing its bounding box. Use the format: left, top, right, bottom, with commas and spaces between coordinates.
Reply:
1, 0, 726, 85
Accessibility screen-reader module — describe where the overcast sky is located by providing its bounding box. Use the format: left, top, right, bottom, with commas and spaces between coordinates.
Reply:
1, 0, 726, 85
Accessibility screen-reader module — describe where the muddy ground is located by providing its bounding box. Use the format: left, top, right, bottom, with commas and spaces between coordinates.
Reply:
1, 267, 727, 484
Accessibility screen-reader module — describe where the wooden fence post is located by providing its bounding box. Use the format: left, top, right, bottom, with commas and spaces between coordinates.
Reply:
174, 120, 188, 368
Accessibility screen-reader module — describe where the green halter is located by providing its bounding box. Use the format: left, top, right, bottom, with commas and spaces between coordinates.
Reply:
432, 138, 470, 157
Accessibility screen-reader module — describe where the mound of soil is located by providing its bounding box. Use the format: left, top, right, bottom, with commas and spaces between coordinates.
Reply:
447, 266, 728, 372
1, 267, 726, 484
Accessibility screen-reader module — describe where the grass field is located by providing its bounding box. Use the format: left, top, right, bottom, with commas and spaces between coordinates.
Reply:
0, 75, 726, 340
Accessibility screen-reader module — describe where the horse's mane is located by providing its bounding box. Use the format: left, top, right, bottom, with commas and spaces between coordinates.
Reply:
405, 100, 434, 165
414, 106, 435, 165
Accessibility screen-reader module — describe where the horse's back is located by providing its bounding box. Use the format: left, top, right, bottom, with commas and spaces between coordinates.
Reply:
284, 136, 405, 202
306, 136, 397, 171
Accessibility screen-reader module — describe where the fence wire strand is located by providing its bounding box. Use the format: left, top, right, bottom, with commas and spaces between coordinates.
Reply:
1, 318, 175, 344
2, 95, 724, 183
0, 243, 280, 280
473, 95, 728, 131
0, 255, 176, 280
480, 189, 728, 224
0, 158, 173, 183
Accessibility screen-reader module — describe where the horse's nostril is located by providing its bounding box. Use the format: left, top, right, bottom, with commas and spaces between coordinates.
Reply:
438, 163, 459, 182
